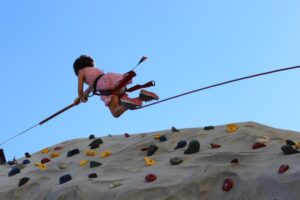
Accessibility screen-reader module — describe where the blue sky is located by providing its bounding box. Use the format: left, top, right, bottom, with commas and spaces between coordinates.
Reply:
1, 1, 300, 160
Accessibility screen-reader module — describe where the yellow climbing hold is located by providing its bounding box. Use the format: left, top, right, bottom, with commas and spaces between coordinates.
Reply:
80, 159, 89, 166
41, 148, 50, 154
100, 151, 112, 158
50, 152, 60, 158
296, 143, 300, 149
227, 124, 239, 133
86, 150, 97, 156
35, 162, 47, 170
153, 134, 161, 140
144, 157, 156, 166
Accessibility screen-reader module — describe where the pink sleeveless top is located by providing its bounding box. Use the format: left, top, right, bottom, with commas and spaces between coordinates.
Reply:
81, 67, 129, 106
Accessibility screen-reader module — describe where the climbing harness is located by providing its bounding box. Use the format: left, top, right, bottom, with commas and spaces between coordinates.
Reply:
90, 70, 155, 97
1, 63, 300, 146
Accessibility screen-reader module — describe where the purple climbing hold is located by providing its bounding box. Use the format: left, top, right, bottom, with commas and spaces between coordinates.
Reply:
231, 159, 239, 164
59, 174, 72, 184
67, 148, 80, 157
54, 146, 63, 151
147, 145, 159, 156
124, 133, 130, 138
18, 177, 30, 187
8, 167, 20, 177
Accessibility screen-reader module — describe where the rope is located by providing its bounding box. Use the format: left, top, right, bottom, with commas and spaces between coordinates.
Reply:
137, 65, 300, 109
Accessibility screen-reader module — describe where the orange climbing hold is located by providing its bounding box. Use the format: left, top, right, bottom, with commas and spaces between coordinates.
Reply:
50, 152, 60, 158
100, 151, 112, 158
41, 148, 50, 154
86, 150, 97, 156
227, 124, 238, 133
80, 159, 89, 167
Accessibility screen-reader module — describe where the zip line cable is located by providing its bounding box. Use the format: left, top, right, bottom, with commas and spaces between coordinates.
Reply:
1, 64, 300, 146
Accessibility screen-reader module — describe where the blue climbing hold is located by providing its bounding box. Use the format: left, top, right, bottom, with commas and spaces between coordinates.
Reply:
159, 135, 167, 142
67, 148, 80, 157
8, 167, 20, 177
59, 174, 72, 184
22, 159, 31, 165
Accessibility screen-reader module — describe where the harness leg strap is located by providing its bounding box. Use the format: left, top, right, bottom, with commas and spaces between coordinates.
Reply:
126, 81, 155, 92
112, 70, 136, 93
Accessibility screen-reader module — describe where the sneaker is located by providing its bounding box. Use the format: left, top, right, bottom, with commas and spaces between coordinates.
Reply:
120, 96, 142, 109
139, 90, 159, 101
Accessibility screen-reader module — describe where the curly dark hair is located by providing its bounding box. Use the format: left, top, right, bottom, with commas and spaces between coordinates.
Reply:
73, 55, 94, 76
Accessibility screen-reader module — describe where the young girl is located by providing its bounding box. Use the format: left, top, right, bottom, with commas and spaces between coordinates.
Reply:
73, 55, 159, 118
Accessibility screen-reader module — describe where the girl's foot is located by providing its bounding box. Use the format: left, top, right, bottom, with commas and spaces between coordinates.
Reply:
139, 90, 159, 101
120, 96, 142, 110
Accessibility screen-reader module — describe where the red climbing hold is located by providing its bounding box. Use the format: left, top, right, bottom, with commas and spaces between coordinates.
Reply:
211, 143, 221, 149
278, 165, 289, 174
252, 142, 266, 150
41, 158, 51, 164
145, 174, 157, 182
222, 178, 233, 191
54, 146, 63, 151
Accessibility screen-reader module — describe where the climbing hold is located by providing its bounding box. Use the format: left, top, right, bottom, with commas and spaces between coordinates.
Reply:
256, 136, 271, 144
295, 143, 300, 149
58, 162, 67, 169
145, 174, 157, 182
144, 157, 156, 166
18, 177, 30, 187
108, 134, 112, 137
211, 143, 221, 149
159, 135, 167, 142
67, 148, 80, 157
252, 142, 266, 150
147, 145, 159, 156
222, 178, 234, 191
153, 134, 161, 140
204, 126, 214, 131
90, 144, 99, 149
227, 124, 238, 133
171, 126, 180, 132
141, 147, 148, 151
59, 174, 72, 184
41, 148, 50, 154
278, 165, 289, 174
174, 140, 187, 150
100, 151, 112, 158
50, 152, 60, 158
124, 133, 130, 138
41, 158, 51, 164
90, 161, 102, 168
86, 150, 97, 156
7, 161, 15, 165
22, 159, 31, 165
230, 159, 239, 164
110, 182, 122, 189
24, 152, 31, 158
8, 167, 20, 177
89, 139, 103, 147
184, 140, 200, 154
88, 173, 98, 178
35, 162, 47, 170
80, 159, 89, 167
286, 139, 296, 145
169, 157, 183, 165
89, 134, 96, 139
281, 145, 299, 154
54, 146, 63, 151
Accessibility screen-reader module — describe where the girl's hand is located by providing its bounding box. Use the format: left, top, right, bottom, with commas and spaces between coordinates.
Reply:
74, 97, 81, 105
80, 95, 88, 103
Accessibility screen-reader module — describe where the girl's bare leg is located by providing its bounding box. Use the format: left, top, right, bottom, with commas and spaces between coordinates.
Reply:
108, 95, 127, 118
